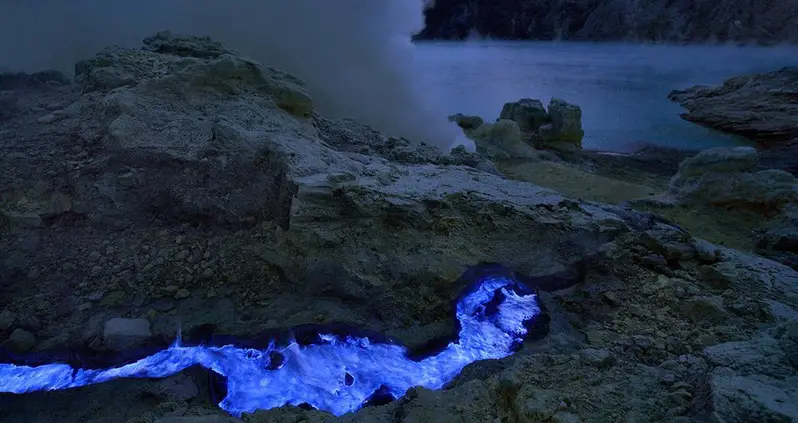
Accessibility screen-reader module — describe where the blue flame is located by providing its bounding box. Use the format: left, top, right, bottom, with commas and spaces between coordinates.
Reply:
0, 266, 546, 417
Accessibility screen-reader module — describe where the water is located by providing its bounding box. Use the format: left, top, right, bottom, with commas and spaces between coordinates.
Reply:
414, 42, 798, 152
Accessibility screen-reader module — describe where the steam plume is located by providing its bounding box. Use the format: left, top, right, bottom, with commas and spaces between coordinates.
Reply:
0, 0, 466, 150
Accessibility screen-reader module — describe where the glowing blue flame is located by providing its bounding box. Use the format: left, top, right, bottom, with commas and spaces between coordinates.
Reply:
0, 268, 545, 417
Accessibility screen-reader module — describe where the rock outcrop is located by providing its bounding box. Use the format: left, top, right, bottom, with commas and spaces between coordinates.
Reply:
1, 33, 798, 423
669, 67, 798, 142
498, 98, 584, 152
416, 0, 798, 44
455, 97, 584, 158
633, 146, 798, 270
668, 146, 798, 213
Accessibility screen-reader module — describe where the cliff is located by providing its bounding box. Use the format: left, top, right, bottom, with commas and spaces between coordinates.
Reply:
415, 0, 798, 44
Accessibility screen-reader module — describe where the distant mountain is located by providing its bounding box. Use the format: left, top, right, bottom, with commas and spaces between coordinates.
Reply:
415, 0, 798, 44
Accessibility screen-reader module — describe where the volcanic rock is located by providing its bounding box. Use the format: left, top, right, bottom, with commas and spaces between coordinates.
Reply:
457, 97, 584, 158
669, 67, 798, 142
539, 98, 585, 151
667, 147, 798, 212
103, 318, 153, 351
493, 97, 585, 152
499, 98, 550, 133
4, 328, 36, 354
1, 32, 798, 423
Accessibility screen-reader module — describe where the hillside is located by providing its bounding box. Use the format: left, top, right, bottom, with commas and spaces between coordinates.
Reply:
416, 0, 798, 44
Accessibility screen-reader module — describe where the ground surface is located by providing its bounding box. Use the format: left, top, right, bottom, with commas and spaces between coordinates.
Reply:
1, 34, 797, 423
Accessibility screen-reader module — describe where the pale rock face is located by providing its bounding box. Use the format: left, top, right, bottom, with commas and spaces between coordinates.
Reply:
668, 147, 798, 211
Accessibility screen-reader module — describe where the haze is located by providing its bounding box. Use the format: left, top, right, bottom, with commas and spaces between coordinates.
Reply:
0, 0, 466, 150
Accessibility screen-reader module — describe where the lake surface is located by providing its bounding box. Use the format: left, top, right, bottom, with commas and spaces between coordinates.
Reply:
413, 42, 798, 152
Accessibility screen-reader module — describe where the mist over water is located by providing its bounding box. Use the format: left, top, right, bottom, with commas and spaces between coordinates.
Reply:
413, 41, 798, 151
3, 2, 798, 153
0, 0, 467, 151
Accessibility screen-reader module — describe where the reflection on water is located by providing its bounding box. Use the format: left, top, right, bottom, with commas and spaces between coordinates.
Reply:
414, 41, 798, 152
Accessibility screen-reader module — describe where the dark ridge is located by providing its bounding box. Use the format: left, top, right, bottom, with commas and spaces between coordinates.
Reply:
414, 0, 798, 44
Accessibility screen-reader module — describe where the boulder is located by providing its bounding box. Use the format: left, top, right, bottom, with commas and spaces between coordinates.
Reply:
675, 146, 759, 177
469, 119, 539, 159
4, 328, 36, 354
498, 98, 549, 133
103, 318, 152, 351
668, 147, 798, 212
537, 98, 585, 152
491, 97, 584, 152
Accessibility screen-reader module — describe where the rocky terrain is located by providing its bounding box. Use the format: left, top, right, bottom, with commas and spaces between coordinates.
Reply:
452, 99, 798, 271
668, 66, 798, 274
669, 67, 798, 145
1, 33, 798, 423
415, 0, 798, 44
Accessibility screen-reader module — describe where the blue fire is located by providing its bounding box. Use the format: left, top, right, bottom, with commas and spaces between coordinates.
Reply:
0, 264, 548, 417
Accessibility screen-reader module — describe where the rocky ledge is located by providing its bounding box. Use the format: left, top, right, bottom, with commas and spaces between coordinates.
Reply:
669, 67, 798, 143
1, 33, 798, 423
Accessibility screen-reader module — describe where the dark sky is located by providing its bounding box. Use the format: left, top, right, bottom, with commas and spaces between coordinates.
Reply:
0, 0, 465, 150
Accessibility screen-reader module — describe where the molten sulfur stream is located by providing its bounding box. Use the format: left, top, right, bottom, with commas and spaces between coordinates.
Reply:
0, 275, 542, 417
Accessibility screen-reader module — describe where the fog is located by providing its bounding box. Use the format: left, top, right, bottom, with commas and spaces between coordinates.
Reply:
0, 0, 467, 150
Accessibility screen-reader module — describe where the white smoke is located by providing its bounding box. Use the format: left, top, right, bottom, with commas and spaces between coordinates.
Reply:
0, 0, 465, 151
